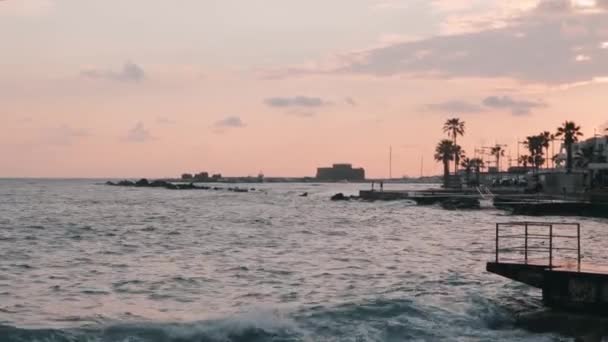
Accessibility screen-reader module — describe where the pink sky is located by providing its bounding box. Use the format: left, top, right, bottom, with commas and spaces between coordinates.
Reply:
1, 0, 608, 178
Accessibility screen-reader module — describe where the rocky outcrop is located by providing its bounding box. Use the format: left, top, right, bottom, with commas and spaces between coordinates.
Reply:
135, 178, 150, 187
117, 180, 135, 186
331, 193, 348, 201
105, 179, 252, 194
440, 197, 480, 210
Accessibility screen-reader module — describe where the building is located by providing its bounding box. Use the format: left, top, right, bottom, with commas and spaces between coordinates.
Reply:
316, 164, 365, 181
555, 136, 608, 169
194, 172, 209, 180
553, 136, 608, 190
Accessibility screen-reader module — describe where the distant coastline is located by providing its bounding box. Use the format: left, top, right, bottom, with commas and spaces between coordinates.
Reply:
156, 176, 442, 184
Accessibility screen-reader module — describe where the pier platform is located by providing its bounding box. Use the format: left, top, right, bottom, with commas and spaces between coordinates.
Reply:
494, 200, 608, 218
487, 222, 608, 314
359, 189, 486, 204
359, 187, 523, 203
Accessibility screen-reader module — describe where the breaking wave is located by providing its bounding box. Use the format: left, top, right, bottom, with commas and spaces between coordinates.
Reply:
0, 310, 308, 342
0, 296, 525, 342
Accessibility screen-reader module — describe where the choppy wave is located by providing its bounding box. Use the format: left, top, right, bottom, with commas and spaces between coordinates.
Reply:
0, 311, 307, 342
2, 180, 608, 341
0, 295, 528, 342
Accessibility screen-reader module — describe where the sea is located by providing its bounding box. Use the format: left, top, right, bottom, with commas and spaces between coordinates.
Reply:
1, 179, 608, 341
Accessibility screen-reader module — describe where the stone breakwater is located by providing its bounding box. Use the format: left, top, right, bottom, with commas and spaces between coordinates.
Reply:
105, 179, 252, 192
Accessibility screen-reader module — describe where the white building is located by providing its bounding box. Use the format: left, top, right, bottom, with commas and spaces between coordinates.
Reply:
555, 135, 608, 169
551, 135, 608, 191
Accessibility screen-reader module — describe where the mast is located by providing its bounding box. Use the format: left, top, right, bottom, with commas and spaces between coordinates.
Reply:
389, 145, 392, 180
420, 155, 424, 178
517, 137, 520, 166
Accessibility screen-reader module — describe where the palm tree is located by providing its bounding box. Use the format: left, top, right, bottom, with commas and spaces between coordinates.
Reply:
539, 131, 553, 169
460, 157, 474, 186
490, 145, 505, 172
555, 121, 583, 173
453, 144, 464, 170
518, 155, 530, 169
443, 118, 465, 172
471, 158, 485, 185
435, 139, 456, 188
525, 135, 545, 173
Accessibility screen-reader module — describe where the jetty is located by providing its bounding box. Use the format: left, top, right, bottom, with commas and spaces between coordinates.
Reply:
487, 222, 608, 314
493, 198, 608, 218
356, 186, 608, 218
358, 187, 520, 208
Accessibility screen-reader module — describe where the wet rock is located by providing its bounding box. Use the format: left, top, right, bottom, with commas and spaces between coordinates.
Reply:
135, 178, 150, 187
440, 197, 480, 210
331, 193, 348, 201
149, 180, 169, 187
172, 183, 196, 190
117, 180, 135, 186
165, 183, 178, 190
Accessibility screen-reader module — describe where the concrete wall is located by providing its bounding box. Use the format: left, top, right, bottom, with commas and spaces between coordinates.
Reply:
539, 172, 586, 195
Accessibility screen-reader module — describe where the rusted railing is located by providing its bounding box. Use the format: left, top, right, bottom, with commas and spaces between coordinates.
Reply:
495, 222, 581, 268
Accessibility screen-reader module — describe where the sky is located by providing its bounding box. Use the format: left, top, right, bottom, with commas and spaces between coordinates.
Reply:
1, 0, 608, 178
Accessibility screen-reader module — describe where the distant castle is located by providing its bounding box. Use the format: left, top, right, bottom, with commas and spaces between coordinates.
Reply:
181, 172, 222, 181
316, 163, 365, 181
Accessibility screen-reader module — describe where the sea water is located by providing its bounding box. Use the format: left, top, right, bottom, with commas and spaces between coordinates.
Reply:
1, 179, 608, 341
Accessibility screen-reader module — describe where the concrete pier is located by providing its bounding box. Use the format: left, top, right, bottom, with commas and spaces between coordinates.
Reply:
487, 222, 608, 315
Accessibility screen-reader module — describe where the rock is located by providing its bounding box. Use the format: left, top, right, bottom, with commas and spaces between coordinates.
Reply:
165, 183, 178, 190
173, 183, 196, 190
149, 180, 169, 187
300, 192, 308, 197
117, 180, 135, 186
331, 193, 349, 201
440, 197, 480, 210
135, 178, 150, 187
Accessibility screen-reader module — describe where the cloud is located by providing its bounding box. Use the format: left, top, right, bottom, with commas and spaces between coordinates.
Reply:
276, 2, 608, 85
81, 62, 146, 83
214, 116, 245, 128
156, 117, 176, 125
482, 95, 546, 115
426, 95, 547, 116
47, 124, 89, 146
264, 96, 329, 108
286, 109, 315, 117
425, 100, 484, 114
125, 122, 154, 143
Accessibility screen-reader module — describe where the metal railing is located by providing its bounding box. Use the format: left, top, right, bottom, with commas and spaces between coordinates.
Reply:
495, 222, 581, 268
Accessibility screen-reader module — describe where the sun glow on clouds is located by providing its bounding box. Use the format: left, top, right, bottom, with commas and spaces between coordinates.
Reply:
573, 0, 597, 8
576, 54, 592, 61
